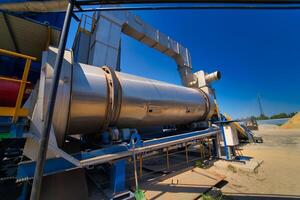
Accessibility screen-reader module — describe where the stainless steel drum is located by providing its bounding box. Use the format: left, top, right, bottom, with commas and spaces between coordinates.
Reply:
43, 49, 216, 146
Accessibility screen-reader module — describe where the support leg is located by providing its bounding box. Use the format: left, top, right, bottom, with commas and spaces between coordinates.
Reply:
112, 159, 126, 194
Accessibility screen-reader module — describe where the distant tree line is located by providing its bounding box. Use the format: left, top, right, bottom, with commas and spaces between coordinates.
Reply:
253, 112, 297, 120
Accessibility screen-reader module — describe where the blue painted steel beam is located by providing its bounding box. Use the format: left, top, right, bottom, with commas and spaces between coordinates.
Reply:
17, 128, 219, 180
143, 127, 218, 147
17, 145, 128, 180
17, 158, 78, 181
78, 145, 129, 160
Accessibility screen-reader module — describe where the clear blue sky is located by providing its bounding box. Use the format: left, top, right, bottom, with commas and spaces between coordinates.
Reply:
67, 9, 300, 118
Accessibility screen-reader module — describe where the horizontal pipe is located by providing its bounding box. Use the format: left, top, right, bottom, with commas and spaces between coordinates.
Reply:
75, 0, 300, 5
134, 128, 219, 154
75, 4, 300, 12
205, 71, 221, 84
80, 128, 219, 166
6, 3, 300, 13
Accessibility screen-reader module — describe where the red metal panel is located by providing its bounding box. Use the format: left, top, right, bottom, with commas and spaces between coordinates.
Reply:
0, 77, 31, 107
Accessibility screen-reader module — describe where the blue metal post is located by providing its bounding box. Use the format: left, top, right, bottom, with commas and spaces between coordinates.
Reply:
111, 159, 126, 194
212, 137, 217, 157
18, 183, 29, 200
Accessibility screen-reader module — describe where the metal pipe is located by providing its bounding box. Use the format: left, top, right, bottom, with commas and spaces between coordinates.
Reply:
185, 142, 189, 163
76, 0, 300, 5
166, 147, 170, 170
72, 4, 300, 12
139, 155, 143, 177
205, 71, 221, 84
7, 3, 300, 14
132, 139, 139, 191
80, 128, 219, 166
74, 3, 300, 12
30, 1, 74, 200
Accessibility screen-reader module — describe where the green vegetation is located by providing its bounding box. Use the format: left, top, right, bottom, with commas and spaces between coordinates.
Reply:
0, 132, 10, 141
202, 193, 223, 200
195, 160, 204, 168
270, 112, 296, 119
256, 114, 269, 120
253, 112, 297, 120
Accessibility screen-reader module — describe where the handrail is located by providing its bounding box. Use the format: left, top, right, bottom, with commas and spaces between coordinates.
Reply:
0, 48, 37, 61
0, 48, 37, 122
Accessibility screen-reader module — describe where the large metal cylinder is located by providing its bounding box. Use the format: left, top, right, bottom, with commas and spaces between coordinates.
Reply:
67, 63, 211, 136
43, 51, 215, 145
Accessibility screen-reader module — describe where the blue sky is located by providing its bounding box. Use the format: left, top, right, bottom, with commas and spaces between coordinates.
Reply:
67, 9, 300, 118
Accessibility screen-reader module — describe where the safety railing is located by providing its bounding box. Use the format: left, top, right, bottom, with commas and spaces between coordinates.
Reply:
86, 137, 216, 191
0, 48, 37, 122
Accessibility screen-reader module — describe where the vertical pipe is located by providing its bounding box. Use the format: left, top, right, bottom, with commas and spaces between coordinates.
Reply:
216, 133, 221, 158
202, 141, 205, 159
132, 139, 139, 191
185, 143, 189, 164
166, 147, 170, 170
30, 2, 74, 200
199, 141, 202, 159
139, 154, 143, 178
199, 140, 204, 160
208, 138, 212, 158
212, 138, 217, 157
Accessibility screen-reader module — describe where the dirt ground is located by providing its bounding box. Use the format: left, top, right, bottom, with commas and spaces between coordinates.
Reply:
207, 126, 300, 199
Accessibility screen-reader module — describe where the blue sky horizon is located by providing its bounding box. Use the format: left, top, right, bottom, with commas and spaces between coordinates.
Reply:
67, 9, 300, 118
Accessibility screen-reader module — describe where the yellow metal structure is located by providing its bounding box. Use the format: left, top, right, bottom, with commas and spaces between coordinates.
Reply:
0, 48, 37, 122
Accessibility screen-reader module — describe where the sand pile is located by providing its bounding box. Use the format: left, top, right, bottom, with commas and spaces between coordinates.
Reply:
281, 112, 300, 129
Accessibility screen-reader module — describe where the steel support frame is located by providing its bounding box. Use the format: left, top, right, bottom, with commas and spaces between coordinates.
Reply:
18, 128, 219, 180
18, 128, 219, 199
6, 1, 289, 199
29, 1, 75, 200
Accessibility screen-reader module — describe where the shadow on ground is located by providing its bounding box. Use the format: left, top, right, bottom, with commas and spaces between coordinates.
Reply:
223, 193, 300, 200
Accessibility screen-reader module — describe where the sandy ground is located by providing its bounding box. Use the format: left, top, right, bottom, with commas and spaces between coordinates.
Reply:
207, 126, 300, 199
